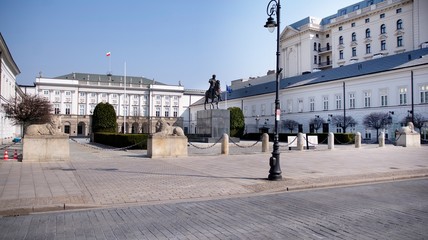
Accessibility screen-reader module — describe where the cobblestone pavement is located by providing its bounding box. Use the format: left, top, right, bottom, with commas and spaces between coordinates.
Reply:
0, 178, 427, 239
0, 139, 427, 216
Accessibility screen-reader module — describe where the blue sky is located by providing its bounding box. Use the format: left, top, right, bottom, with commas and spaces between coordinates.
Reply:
1, 0, 357, 91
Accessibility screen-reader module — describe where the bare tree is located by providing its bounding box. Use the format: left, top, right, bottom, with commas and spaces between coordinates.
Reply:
330, 115, 358, 133
363, 112, 390, 142
2, 95, 53, 134
309, 117, 325, 133
282, 119, 299, 133
401, 113, 427, 132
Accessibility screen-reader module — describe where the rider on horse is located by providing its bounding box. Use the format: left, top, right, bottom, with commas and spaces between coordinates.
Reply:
208, 74, 222, 101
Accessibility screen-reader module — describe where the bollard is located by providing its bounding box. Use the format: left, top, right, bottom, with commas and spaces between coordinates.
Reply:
297, 133, 304, 151
379, 131, 385, 147
221, 133, 229, 155
355, 132, 361, 148
262, 133, 269, 152
328, 132, 335, 150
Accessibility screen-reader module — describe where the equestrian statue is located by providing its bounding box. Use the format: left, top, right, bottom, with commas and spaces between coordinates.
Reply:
204, 74, 222, 110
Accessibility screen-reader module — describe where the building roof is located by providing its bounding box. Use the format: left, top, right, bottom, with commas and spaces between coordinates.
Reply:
192, 48, 428, 106
53, 72, 167, 85
0, 32, 20, 76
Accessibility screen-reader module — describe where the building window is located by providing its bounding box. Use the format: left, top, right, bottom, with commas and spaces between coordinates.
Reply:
365, 28, 371, 38
298, 99, 303, 112
65, 104, 71, 115
155, 107, 161, 117
132, 106, 138, 116
173, 107, 178, 117
364, 91, 371, 107
380, 13, 385, 19
339, 50, 344, 59
396, 19, 403, 30
399, 87, 407, 105
326, 34, 330, 38
339, 36, 343, 44
366, 44, 371, 54
335, 95, 342, 110
314, 55, 317, 64
309, 97, 315, 112
349, 93, 356, 109
261, 104, 266, 116
65, 91, 71, 96
313, 43, 317, 51
251, 105, 256, 116
352, 47, 357, 57
287, 100, 292, 113
380, 89, 388, 106
340, 9, 346, 16
396, 8, 402, 14
365, 18, 370, 23
421, 85, 428, 103
339, 26, 343, 31
381, 40, 386, 50
353, 5, 359, 11
367, 0, 374, 6
323, 96, 329, 111
351, 32, 356, 41
54, 104, 60, 114
380, 24, 386, 34
79, 105, 85, 115
365, 131, 372, 139
165, 108, 169, 117
397, 36, 403, 47
351, 22, 355, 27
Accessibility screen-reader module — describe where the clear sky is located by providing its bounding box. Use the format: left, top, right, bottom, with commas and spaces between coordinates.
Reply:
1, 0, 358, 91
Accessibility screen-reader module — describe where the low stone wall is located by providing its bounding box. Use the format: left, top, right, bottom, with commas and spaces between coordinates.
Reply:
147, 136, 188, 158
23, 135, 70, 161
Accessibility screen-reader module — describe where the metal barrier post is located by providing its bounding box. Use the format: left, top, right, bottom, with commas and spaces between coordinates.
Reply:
297, 133, 304, 151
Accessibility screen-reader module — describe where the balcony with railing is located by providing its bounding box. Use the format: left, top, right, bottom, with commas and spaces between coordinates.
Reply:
318, 61, 332, 69
318, 45, 331, 54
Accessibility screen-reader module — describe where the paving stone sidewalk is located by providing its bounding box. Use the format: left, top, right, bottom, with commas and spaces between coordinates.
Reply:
0, 139, 427, 216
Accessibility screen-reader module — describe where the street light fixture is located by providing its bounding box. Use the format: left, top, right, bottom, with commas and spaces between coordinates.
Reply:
264, 0, 282, 181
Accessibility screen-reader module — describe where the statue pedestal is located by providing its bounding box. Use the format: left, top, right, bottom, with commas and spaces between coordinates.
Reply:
395, 133, 421, 147
191, 109, 231, 143
147, 136, 188, 158
23, 135, 70, 161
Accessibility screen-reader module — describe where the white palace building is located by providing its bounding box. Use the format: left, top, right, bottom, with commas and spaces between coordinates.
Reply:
191, 0, 428, 141
20, 73, 205, 136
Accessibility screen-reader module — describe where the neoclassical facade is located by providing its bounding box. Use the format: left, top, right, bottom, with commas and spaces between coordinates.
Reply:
21, 73, 204, 136
191, 48, 428, 141
281, 0, 428, 78
0, 33, 22, 144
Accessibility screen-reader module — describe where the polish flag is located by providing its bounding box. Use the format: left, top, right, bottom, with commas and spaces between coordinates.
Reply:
106, 52, 111, 57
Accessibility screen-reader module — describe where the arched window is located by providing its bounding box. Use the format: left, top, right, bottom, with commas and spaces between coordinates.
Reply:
397, 19, 403, 30
352, 32, 356, 41
314, 42, 317, 51
365, 28, 371, 38
380, 24, 386, 34
339, 36, 343, 44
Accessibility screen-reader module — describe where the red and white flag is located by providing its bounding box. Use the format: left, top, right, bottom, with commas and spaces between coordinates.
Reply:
106, 52, 111, 57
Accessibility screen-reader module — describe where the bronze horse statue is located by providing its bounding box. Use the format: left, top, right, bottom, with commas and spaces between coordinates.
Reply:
204, 80, 222, 110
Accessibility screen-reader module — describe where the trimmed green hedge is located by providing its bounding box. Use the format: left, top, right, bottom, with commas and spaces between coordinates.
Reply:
94, 133, 148, 149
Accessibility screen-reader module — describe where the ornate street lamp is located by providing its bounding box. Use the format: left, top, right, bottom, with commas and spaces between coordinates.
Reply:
264, 0, 282, 181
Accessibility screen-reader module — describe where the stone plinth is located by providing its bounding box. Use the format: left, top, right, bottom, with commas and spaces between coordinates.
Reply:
396, 133, 421, 147
23, 135, 70, 162
147, 136, 188, 158
197, 109, 230, 138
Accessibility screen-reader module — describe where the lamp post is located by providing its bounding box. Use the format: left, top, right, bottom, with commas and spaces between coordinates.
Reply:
264, 0, 282, 181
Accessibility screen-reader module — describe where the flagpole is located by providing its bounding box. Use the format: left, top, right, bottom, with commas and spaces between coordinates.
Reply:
225, 85, 228, 109
124, 61, 127, 134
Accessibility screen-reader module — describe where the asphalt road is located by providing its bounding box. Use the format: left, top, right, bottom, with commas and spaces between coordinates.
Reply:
0, 178, 427, 240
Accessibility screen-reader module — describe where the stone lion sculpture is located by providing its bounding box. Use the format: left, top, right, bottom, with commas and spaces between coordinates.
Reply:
153, 119, 185, 137
26, 116, 65, 136
397, 122, 417, 134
